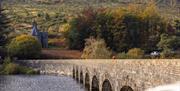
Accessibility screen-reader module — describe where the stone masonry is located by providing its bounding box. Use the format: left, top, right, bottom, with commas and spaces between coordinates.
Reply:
16, 59, 180, 91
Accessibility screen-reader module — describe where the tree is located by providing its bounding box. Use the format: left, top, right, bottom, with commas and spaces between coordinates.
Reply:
157, 33, 180, 51
67, 8, 97, 50
66, 4, 167, 53
174, 19, 180, 32
139, 2, 167, 52
0, 7, 11, 46
81, 37, 112, 59
8, 35, 42, 59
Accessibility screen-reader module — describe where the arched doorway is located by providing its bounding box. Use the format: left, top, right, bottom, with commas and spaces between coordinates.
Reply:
102, 79, 112, 91
91, 76, 99, 91
85, 73, 90, 91
73, 68, 75, 79
76, 69, 79, 81
80, 71, 83, 84
120, 86, 133, 91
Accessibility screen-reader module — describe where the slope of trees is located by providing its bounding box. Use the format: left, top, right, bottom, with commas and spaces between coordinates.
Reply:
66, 3, 168, 53
3, 0, 180, 6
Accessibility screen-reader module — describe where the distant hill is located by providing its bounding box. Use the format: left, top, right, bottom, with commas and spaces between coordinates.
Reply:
2, 0, 180, 6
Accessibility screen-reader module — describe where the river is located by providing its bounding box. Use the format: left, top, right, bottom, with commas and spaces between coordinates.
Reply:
0, 75, 85, 91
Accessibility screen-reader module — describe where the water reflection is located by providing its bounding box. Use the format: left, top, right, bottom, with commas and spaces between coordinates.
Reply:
0, 75, 85, 91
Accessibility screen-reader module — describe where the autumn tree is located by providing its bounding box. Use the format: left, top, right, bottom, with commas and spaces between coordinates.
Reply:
66, 3, 167, 53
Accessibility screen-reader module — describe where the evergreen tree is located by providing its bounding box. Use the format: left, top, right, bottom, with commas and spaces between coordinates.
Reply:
0, 1, 11, 46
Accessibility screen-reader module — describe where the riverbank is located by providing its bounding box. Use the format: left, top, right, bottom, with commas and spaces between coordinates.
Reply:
0, 58, 39, 75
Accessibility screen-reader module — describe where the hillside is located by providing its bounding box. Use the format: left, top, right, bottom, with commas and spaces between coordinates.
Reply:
1, 0, 179, 35
3, 0, 180, 6
0, 0, 179, 59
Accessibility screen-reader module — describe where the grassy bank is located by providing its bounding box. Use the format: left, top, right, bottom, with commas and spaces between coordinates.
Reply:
0, 58, 39, 75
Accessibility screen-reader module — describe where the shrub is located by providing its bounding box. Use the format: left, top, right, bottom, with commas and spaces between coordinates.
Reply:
0, 63, 38, 75
0, 57, 39, 75
3, 57, 11, 64
116, 52, 129, 59
157, 34, 180, 51
8, 35, 42, 59
18, 66, 39, 75
160, 49, 171, 58
160, 49, 180, 59
81, 37, 112, 59
127, 48, 144, 59
2, 63, 19, 75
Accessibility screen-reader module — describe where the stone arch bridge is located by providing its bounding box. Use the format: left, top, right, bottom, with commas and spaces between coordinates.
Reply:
16, 59, 180, 91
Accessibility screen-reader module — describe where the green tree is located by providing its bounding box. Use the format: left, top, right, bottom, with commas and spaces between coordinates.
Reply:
157, 33, 180, 50
157, 33, 180, 58
67, 8, 97, 50
174, 19, 180, 33
139, 2, 167, 52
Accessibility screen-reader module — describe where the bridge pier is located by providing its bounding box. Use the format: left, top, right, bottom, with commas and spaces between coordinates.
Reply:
99, 75, 103, 91
80, 71, 83, 84
84, 72, 91, 91
75, 66, 79, 82
73, 68, 75, 79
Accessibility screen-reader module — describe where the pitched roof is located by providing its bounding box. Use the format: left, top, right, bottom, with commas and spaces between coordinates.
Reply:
31, 21, 39, 36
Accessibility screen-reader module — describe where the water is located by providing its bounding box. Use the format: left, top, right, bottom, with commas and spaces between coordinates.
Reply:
0, 75, 85, 91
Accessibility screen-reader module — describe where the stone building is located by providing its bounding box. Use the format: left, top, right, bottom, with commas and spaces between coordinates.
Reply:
31, 21, 48, 48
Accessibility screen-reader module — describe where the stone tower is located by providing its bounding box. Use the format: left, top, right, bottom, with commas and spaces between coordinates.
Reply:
32, 21, 39, 36
31, 21, 48, 48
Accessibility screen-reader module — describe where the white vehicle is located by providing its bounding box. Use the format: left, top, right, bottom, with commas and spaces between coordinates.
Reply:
150, 51, 160, 56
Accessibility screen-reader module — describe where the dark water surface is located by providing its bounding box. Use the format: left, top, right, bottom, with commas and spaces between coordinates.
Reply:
0, 75, 85, 91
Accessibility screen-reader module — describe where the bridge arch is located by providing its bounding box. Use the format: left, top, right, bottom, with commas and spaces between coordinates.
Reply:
120, 86, 133, 91
80, 71, 83, 84
73, 68, 75, 79
101, 72, 115, 91
76, 67, 79, 81
102, 79, 112, 91
118, 75, 136, 91
91, 76, 99, 91
85, 73, 90, 91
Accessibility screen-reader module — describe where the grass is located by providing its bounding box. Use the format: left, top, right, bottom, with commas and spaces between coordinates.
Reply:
0, 63, 39, 75
41, 49, 82, 59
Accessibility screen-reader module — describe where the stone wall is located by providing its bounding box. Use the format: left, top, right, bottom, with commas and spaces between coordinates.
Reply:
17, 59, 180, 91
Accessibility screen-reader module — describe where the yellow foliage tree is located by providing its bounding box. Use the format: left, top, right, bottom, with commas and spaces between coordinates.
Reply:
8, 34, 42, 59
141, 1, 160, 18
